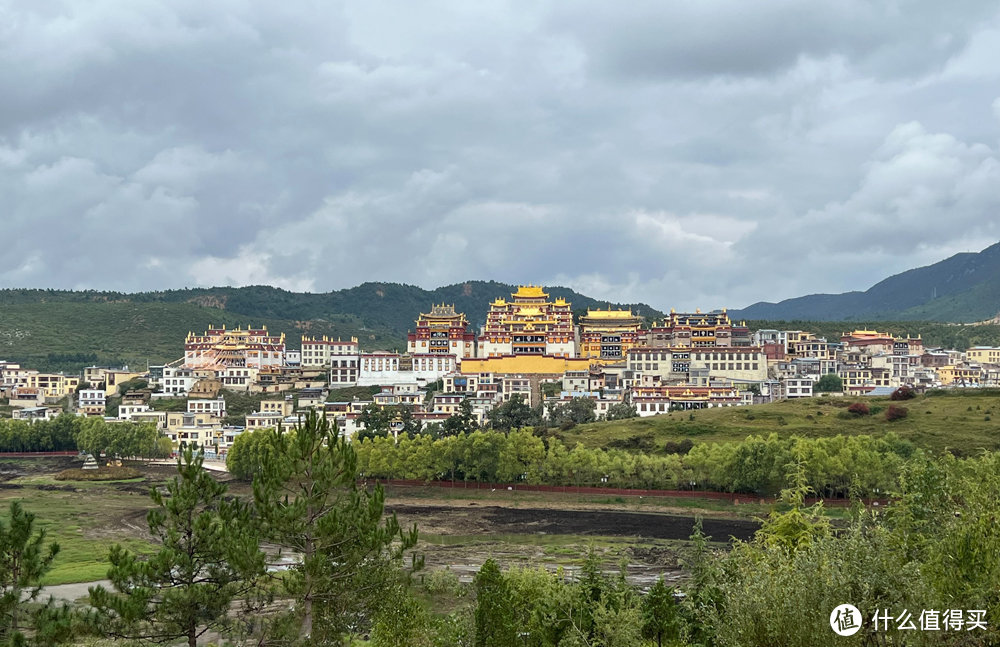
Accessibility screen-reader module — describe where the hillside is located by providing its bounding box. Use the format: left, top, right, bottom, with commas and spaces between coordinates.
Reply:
734, 241, 1000, 322
0, 282, 663, 372
0, 302, 399, 372
559, 390, 1000, 455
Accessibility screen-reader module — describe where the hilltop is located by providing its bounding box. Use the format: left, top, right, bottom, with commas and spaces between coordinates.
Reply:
734, 241, 1000, 322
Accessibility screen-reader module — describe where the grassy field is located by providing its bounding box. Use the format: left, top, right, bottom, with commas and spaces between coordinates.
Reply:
0, 483, 155, 585
559, 390, 1000, 454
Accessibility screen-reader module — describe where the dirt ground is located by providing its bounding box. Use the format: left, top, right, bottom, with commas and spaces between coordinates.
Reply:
387, 503, 758, 542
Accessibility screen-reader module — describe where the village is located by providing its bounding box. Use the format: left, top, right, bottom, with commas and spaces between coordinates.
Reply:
1, 285, 996, 458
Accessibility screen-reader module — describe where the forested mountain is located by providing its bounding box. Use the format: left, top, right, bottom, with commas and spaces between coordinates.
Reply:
0, 282, 663, 371
734, 241, 1000, 322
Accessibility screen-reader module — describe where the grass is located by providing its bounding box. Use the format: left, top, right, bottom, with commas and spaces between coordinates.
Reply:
327, 386, 381, 402
0, 487, 155, 585
558, 391, 1000, 454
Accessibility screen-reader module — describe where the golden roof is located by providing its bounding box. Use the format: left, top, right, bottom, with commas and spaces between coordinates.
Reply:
513, 285, 548, 298
847, 329, 887, 337
519, 307, 543, 317
460, 355, 593, 375
585, 308, 634, 319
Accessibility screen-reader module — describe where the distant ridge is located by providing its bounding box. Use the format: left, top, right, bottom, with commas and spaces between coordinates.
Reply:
732, 242, 1000, 322
0, 281, 664, 334
0, 282, 664, 371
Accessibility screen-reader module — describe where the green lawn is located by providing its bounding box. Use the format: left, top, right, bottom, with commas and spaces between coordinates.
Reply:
0, 486, 156, 585
559, 391, 1000, 454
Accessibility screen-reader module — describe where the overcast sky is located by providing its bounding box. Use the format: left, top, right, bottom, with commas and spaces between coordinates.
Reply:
3, 1, 1000, 311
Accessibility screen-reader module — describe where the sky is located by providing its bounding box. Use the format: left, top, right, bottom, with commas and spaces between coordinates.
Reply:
2, 0, 1000, 311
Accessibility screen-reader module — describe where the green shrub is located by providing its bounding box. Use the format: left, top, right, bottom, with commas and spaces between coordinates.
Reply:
424, 567, 463, 597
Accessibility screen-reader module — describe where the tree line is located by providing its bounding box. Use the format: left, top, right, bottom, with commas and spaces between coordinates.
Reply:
229, 426, 916, 497
0, 415, 169, 460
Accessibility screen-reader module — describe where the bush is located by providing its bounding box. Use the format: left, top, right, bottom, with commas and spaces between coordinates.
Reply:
890, 386, 916, 401
847, 402, 870, 416
608, 435, 656, 451
54, 466, 143, 481
423, 567, 463, 597
663, 438, 694, 455
885, 405, 909, 422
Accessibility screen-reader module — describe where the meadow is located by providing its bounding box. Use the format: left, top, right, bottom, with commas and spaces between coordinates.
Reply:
560, 389, 1000, 454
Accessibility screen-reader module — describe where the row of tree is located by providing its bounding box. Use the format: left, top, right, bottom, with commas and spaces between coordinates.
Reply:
0, 415, 171, 461
0, 416, 82, 452
229, 427, 916, 497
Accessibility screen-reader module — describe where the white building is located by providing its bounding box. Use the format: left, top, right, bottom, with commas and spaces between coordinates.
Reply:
188, 398, 227, 418
78, 389, 106, 413
783, 377, 814, 398
161, 366, 198, 396
118, 403, 150, 420
357, 353, 457, 387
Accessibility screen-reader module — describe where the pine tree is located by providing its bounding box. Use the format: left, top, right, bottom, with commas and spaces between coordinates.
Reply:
88, 447, 266, 647
252, 411, 419, 644
473, 559, 517, 647
0, 501, 63, 646
640, 577, 681, 647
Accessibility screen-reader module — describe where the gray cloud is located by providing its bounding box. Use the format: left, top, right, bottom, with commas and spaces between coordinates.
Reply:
1, 0, 999, 311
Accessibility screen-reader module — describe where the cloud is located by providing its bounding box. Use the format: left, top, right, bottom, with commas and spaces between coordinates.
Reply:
1, 1, 1000, 311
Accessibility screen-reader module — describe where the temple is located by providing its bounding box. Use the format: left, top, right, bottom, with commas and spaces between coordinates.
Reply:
478, 286, 575, 357
183, 325, 286, 369
649, 308, 751, 348
577, 308, 646, 361
407, 304, 476, 358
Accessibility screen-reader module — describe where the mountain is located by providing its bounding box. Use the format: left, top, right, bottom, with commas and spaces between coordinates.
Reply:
733, 242, 1000, 322
0, 282, 664, 371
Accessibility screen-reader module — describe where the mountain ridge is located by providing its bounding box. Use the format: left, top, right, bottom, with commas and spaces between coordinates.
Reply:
732, 242, 1000, 322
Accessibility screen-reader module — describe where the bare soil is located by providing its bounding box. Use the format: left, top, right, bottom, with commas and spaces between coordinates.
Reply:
388, 503, 758, 542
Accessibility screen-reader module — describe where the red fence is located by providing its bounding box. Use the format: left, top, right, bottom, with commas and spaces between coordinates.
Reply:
370, 478, 887, 507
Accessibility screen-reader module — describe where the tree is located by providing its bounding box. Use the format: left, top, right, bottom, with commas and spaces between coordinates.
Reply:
226, 428, 281, 481
357, 403, 392, 439
252, 412, 419, 643
0, 502, 64, 646
813, 374, 843, 393
641, 578, 681, 647
88, 447, 266, 647
487, 394, 539, 432
605, 402, 637, 421
441, 398, 478, 437
473, 559, 517, 647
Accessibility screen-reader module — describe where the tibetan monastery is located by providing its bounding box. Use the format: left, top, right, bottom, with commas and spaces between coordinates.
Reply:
577, 308, 646, 361
407, 304, 476, 358
478, 285, 575, 358
649, 308, 751, 348
183, 325, 286, 369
